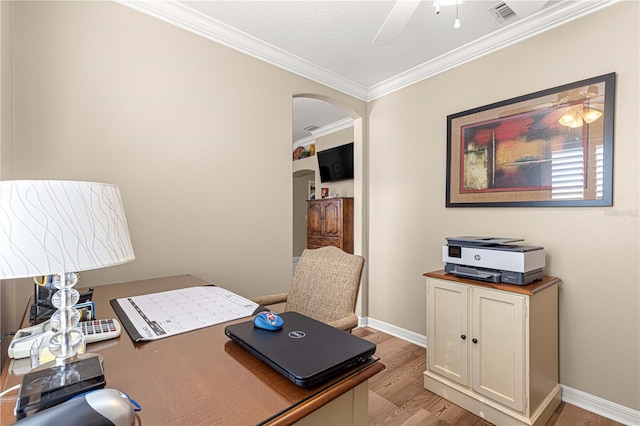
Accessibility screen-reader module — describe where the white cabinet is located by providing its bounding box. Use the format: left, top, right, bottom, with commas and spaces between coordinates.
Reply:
424, 271, 561, 426
472, 287, 526, 411
427, 279, 469, 386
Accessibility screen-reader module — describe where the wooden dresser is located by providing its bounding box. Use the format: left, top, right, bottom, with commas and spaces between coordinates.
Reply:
307, 197, 354, 253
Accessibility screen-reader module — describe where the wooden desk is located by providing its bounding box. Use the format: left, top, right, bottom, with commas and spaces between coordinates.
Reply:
0, 275, 384, 425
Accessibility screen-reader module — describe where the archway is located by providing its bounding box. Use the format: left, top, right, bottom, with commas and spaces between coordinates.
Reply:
291, 95, 367, 319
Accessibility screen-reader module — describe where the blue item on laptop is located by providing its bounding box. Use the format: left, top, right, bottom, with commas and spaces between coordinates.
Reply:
253, 311, 284, 330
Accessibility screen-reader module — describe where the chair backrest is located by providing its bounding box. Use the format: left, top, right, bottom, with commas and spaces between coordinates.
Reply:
285, 246, 364, 330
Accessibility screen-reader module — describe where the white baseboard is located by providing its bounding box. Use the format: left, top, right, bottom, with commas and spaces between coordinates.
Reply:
359, 316, 640, 426
359, 316, 426, 348
561, 385, 640, 426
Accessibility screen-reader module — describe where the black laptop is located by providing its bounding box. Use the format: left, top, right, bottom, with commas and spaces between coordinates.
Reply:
224, 311, 376, 387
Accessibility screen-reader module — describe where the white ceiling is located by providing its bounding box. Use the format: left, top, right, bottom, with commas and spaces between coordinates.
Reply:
291, 97, 353, 145
121, 0, 617, 143
181, 0, 547, 88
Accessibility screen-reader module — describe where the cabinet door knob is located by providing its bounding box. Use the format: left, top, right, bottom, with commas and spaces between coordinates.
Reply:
461, 335, 466, 340
472, 338, 478, 344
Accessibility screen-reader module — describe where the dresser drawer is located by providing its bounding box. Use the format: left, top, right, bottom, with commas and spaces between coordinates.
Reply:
307, 236, 341, 249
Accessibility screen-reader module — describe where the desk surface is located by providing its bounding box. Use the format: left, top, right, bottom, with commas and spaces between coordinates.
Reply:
0, 275, 384, 425
424, 270, 560, 295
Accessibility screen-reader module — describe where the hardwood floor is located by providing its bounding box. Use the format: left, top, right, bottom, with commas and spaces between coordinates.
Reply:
352, 327, 622, 426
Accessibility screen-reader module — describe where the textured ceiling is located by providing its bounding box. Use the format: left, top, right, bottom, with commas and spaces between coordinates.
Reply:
292, 98, 351, 144
181, 0, 520, 88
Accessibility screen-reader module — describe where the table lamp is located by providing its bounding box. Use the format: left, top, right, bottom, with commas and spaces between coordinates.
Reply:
0, 180, 135, 416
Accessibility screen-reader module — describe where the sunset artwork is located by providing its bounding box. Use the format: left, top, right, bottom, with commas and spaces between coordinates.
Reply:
446, 73, 614, 207
460, 106, 585, 193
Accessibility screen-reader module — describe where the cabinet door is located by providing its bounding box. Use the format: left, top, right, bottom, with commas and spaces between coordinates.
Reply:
322, 199, 343, 238
470, 288, 525, 412
307, 201, 324, 237
427, 279, 469, 386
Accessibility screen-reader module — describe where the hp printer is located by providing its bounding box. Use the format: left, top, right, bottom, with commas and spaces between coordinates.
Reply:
443, 237, 545, 285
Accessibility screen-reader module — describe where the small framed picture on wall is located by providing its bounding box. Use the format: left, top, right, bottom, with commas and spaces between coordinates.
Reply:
308, 181, 315, 200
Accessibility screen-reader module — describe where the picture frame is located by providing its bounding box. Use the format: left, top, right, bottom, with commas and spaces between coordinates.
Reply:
446, 73, 615, 207
308, 180, 315, 200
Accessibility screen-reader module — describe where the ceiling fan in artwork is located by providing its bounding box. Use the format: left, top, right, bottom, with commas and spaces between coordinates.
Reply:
497, 85, 605, 128
372, 0, 550, 46
553, 86, 605, 128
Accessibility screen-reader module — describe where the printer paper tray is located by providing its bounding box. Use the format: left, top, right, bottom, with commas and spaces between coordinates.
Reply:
444, 264, 543, 285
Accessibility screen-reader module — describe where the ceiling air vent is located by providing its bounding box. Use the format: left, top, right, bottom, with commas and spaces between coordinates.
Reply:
488, 2, 516, 24
303, 125, 319, 132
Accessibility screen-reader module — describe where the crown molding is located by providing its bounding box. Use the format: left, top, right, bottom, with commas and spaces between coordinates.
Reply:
293, 117, 354, 149
119, 0, 620, 102
367, 0, 620, 100
118, 1, 369, 101
311, 117, 354, 139
293, 135, 315, 149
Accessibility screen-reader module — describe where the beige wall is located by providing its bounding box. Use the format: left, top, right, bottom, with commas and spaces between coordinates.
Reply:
0, 0, 16, 369
3, 1, 366, 333
368, 1, 639, 411
0, 1, 11, 179
2, 0, 638, 414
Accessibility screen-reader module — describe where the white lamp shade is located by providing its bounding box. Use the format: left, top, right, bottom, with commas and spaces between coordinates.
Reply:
0, 180, 135, 279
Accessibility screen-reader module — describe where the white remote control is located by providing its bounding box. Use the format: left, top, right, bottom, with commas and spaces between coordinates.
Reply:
80, 318, 121, 343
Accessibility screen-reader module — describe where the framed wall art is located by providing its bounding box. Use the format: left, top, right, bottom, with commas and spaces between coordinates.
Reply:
308, 180, 316, 200
446, 73, 615, 207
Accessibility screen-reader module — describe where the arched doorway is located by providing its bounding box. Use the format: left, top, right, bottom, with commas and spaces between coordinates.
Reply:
291, 97, 353, 258
291, 95, 367, 318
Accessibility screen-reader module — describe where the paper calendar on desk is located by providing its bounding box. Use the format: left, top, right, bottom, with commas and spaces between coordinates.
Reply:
110, 286, 260, 342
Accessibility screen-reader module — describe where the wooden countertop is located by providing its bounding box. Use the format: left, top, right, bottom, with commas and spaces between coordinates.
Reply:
1, 275, 384, 425
424, 270, 560, 295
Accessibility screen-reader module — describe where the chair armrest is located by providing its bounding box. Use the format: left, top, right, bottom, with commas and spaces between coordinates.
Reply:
327, 314, 359, 333
252, 293, 288, 306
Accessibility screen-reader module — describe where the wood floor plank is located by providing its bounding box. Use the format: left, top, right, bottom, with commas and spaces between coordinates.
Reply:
547, 402, 624, 426
354, 327, 622, 426
402, 409, 448, 426
368, 390, 415, 426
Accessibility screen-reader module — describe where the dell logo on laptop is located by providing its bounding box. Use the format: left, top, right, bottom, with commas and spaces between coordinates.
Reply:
288, 331, 306, 339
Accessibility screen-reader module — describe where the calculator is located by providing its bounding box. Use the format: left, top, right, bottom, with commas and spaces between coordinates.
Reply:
80, 319, 122, 344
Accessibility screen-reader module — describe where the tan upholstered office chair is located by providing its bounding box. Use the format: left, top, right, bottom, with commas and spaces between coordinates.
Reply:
253, 246, 365, 332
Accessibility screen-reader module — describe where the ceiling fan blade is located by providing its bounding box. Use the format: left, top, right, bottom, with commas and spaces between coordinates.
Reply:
372, 0, 421, 46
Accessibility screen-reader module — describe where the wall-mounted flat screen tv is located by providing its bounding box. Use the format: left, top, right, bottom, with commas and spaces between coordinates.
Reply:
317, 142, 354, 183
